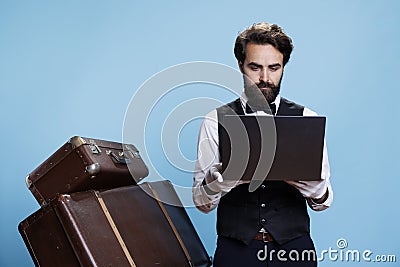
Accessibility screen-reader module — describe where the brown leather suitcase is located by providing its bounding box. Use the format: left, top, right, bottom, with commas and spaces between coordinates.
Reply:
26, 136, 149, 205
19, 181, 212, 267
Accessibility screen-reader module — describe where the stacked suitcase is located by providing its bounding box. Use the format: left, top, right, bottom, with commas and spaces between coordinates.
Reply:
19, 136, 211, 267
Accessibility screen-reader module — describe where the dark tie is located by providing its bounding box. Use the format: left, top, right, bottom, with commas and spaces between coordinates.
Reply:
245, 103, 276, 115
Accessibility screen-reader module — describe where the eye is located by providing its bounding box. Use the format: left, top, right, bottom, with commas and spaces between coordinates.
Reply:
250, 66, 259, 71
269, 65, 281, 72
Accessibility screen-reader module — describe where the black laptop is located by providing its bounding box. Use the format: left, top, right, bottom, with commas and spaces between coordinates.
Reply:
219, 115, 326, 181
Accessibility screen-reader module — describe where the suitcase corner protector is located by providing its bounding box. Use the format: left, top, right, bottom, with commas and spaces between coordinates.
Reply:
69, 136, 86, 148
25, 175, 32, 188
85, 163, 101, 175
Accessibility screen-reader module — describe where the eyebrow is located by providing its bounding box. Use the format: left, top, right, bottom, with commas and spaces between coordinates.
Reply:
247, 62, 282, 69
247, 62, 263, 68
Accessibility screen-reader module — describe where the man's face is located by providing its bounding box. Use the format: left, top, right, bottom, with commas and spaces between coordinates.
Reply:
239, 43, 284, 103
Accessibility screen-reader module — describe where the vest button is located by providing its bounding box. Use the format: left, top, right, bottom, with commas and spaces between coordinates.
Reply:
261, 185, 266, 189
261, 218, 266, 223
261, 203, 266, 208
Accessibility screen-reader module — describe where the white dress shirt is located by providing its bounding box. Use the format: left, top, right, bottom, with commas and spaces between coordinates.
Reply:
192, 92, 333, 213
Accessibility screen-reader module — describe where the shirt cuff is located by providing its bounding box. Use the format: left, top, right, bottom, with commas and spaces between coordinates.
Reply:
192, 180, 221, 213
307, 185, 333, 211
201, 179, 222, 200
202, 178, 220, 195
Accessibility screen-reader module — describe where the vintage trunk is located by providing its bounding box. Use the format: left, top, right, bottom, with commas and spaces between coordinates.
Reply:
26, 136, 149, 205
19, 181, 211, 267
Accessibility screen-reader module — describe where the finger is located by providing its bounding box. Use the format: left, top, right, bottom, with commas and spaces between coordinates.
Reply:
286, 181, 306, 190
285, 180, 297, 186
214, 162, 223, 171
286, 180, 306, 186
297, 181, 308, 186
216, 172, 223, 183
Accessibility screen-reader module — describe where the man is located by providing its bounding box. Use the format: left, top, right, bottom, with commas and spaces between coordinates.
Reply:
192, 22, 333, 266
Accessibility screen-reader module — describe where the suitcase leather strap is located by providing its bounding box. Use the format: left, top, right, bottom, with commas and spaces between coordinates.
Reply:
147, 183, 193, 267
94, 191, 137, 267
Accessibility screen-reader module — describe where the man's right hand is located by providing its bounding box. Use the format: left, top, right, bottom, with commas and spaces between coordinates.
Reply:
203, 163, 241, 194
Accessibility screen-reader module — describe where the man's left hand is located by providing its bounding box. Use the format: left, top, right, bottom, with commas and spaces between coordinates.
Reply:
285, 180, 328, 203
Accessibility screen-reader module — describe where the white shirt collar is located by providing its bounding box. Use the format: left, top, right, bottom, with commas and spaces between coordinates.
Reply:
240, 91, 281, 115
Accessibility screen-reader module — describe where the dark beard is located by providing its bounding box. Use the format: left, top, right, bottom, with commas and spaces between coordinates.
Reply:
257, 78, 281, 104
243, 73, 283, 109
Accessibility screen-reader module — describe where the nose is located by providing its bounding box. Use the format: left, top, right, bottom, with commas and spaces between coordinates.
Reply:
259, 67, 268, 82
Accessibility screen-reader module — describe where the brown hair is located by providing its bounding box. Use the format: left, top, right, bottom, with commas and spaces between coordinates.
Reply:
234, 22, 294, 66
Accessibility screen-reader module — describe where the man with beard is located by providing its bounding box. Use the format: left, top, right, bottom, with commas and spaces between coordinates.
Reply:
192, 22, 333, 266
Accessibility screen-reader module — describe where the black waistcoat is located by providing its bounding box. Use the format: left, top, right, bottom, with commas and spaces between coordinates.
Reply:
216, 97, 310, 245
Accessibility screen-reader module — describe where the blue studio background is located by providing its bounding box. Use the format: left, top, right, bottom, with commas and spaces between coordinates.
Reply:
1, 1, 399, 266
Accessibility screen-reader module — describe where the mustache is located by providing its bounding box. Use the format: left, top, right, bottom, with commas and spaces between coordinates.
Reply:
257, 81, 275, 89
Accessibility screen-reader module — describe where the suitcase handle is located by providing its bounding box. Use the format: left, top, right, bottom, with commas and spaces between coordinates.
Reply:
106, 150, 132, 165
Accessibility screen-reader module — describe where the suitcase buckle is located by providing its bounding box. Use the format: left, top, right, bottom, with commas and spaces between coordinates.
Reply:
89, 140, 102, 154
125, 144, 141, 159
106, 150, 132, 165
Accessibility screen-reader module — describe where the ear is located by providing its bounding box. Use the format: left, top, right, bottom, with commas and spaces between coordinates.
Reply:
238, 61, 244, 73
